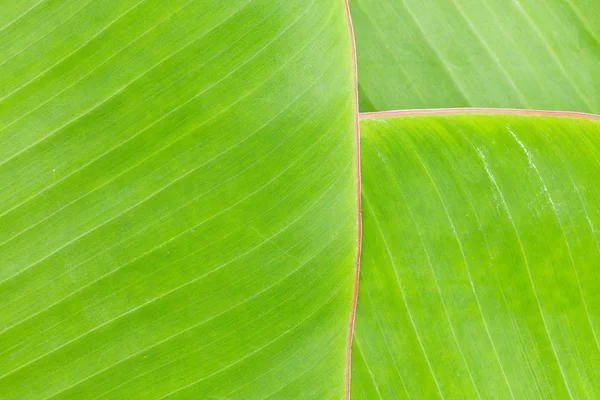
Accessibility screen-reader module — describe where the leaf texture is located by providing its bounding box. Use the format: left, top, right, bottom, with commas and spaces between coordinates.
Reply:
353, 112, 600, 399
0, 1, 358, 398
349, 0, 600, 113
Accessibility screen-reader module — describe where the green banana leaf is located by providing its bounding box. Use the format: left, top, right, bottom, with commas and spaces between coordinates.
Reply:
353, 111, 600, 399
3, 1, 600, 399
349, 0, 600, 113
0, 1, 358, 398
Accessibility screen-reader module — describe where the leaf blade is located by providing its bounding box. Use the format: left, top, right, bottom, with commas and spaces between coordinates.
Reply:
349, 0, 600, 113
0, 1, 358, 398
353, 112, 600, 399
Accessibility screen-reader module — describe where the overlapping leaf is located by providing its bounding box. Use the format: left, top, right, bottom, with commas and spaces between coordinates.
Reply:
353, 112, 600, 399
0, 1, 358, 398
349, 0, 600, 113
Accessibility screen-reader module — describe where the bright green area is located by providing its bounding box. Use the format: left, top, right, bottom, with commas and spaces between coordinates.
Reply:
0, 1, 357, 398
353, 113, 600, 399
349, 0, 600, 113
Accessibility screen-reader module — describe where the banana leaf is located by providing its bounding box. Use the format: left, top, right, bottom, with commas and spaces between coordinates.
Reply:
353, 110, 600, 399
349, 0, 600, 112
0, 1, 359, 398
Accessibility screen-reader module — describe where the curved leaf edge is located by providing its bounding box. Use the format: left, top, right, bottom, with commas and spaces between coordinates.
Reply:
360, 107, 600, 120
343, 0, 362, 398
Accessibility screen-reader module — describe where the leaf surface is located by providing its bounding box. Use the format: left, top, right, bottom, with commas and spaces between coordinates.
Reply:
349, 0, 600, 113
0, 1, 358, 398
353, 111, 600, 399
